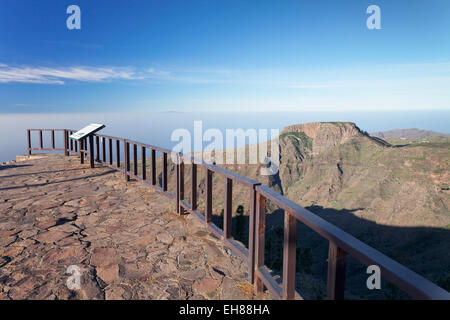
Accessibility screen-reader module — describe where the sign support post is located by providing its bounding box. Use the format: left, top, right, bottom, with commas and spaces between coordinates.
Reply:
80, 139, 84, 164
89, 135, 94, 168
69, 123, 105, 168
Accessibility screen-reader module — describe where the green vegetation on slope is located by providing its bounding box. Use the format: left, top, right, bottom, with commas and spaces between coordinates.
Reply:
279, 131, 313, 152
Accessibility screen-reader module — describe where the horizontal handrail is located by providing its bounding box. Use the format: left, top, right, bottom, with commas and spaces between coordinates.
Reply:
254, 185, 450, 300
25, 128, 450, 300
27, 128, 66, 131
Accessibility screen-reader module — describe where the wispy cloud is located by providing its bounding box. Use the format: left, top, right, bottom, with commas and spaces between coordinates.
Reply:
2, 61, 450, 92
0, 63, 142, 84
144, 62, 450, 89
0, 63, 237, 85
144, 67, 237, 84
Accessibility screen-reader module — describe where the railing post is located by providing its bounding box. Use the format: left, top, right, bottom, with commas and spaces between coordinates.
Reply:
133, 144, 138, 176
205, 168, 213, 224
102, 137, 106, 162
224, 178, 232, 239
326, 242, 347, 300
179, 154, 184, 213
141, 146, 146, 180
282, 211, 297, 300
80, 138, 84, 164
51, 130, 55, 150
191, 162, 197, 211
151, 149, 156, 185
64, 130, 69, 156
27, 130, 31, 155
109, 138, 113, 165
175, 153, 185, 213
70, 131, 73, 152
162, 152, 167, 191
95, 136, 100, 162
254, 192, 266, 293
74, 138, 78, 153
39, 130, 43, 149
116, 140, 120, 168
89, 135, 94, 168
248, 185, 259, 283
176, 154, 180, 213
124, 140, 130, 181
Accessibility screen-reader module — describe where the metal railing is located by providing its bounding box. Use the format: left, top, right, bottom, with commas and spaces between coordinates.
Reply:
26, 128, 450, 300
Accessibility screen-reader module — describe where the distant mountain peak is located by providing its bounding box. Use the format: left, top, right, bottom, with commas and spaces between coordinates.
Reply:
370, 128, 450, 139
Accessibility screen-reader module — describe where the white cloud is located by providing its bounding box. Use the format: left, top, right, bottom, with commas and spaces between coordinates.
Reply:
2, 61, 450, 96
0, 63, 142, 84
0, 63, 235, 85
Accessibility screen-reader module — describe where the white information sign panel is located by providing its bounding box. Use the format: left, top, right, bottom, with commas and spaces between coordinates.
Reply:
69, 123, 105, 141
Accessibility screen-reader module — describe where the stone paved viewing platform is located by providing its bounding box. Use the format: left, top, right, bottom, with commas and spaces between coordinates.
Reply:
0, 155, 266, 300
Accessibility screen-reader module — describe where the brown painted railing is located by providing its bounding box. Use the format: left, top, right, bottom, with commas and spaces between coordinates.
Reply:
26, 128, 450, 300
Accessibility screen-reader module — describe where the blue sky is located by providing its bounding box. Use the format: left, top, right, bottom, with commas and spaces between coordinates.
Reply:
0, 0, 449, 113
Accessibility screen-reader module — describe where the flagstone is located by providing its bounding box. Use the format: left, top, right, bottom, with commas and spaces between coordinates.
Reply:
0, 236, 16, 247
156, 231, 174, 245
0, 155, 267, 300
192, 278, 221, 297
180, 268, 206, 281
96, 264, 119, 284
34, 230, 69, 243
90, 247, 119, 266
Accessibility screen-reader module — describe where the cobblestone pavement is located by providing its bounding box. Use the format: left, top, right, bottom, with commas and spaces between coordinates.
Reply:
0, 155, 267, 300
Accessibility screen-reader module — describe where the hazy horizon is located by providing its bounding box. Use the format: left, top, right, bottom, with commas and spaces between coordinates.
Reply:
1, 109, 449, 163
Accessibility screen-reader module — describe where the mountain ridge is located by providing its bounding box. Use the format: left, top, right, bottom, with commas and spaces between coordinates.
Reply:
370, 128, 450, 139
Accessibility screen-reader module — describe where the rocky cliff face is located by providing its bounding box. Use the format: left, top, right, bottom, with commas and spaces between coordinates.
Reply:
278, 122, 385, 203
281, 122, 366, 155
276, 122, 449, 297
277, 122, 448, 226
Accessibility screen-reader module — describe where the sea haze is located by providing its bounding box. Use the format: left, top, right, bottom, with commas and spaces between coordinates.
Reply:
0, 110, 449, 163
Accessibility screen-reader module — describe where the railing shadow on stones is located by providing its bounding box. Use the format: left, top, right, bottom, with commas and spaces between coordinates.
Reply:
26, 128, 450, 300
